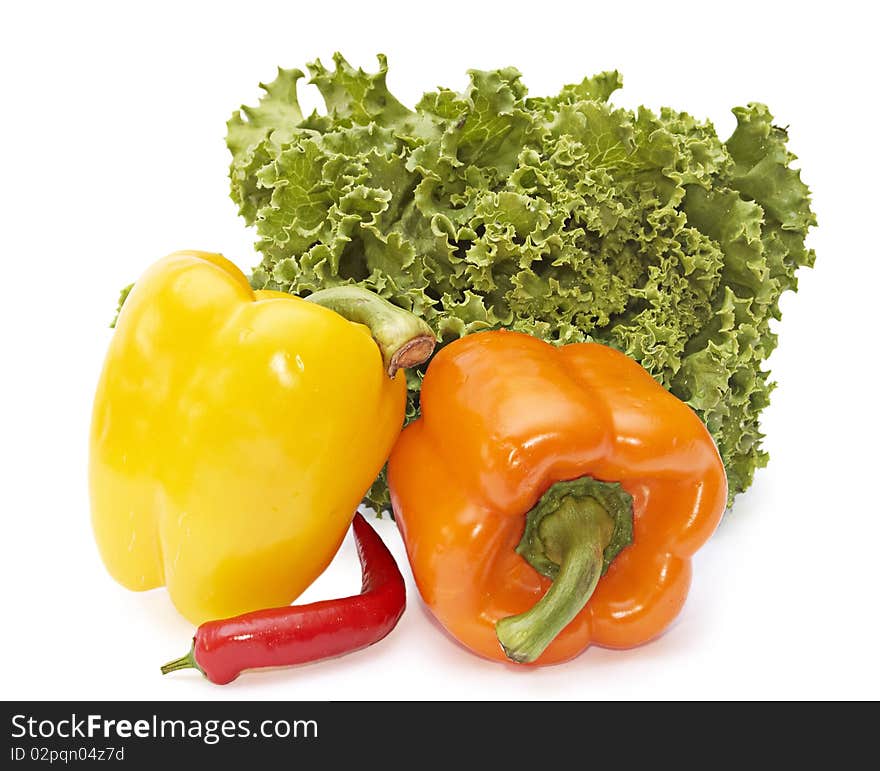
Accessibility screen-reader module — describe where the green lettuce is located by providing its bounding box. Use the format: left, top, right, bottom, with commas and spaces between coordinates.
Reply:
227, 54, 816, 511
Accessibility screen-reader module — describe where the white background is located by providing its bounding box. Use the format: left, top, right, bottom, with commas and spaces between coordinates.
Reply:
2, 1, 878, 700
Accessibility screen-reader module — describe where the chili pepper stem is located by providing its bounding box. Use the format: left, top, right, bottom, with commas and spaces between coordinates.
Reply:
160, 643, 203, 676
496, 497, 614, 664
306, 286, 436, 377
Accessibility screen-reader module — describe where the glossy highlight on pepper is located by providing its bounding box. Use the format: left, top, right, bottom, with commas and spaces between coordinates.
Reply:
388, 330, 727, 665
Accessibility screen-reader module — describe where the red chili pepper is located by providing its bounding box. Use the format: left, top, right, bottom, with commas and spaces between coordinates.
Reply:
160, 513, 406, 684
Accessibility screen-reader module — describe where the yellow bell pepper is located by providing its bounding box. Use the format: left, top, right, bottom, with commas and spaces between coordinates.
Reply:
89, 251, 434, 624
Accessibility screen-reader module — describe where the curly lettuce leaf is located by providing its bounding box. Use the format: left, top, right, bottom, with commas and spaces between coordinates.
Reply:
228, 55, 816, 511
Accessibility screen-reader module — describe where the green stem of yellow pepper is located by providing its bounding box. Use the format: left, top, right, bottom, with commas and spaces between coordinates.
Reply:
307, 286, 437, 377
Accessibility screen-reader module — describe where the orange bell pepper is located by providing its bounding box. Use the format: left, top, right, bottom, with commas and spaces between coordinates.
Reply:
388, 330, 727, 665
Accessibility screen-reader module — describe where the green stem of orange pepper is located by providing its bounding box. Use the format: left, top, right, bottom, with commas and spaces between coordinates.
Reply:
496, 476, 633, 663
497, 497, 611, 662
